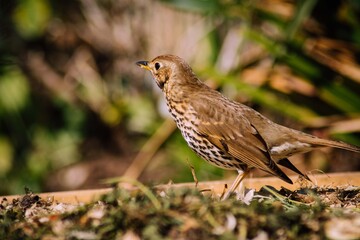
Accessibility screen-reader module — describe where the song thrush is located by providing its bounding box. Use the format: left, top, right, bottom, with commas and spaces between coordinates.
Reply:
136, 55, 360, 200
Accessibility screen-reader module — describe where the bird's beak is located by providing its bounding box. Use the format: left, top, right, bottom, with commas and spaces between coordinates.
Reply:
136, 61, 151, 71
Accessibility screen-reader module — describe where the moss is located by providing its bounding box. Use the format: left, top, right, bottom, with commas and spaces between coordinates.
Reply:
0, 185, 359, 239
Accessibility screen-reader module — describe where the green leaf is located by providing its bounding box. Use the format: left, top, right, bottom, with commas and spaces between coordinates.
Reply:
286, 0, 317, 40
161, 0, 220, 13
0, 68, 29, 113
0, 137, 13, 176
12, 0, 52, 38
320, 83, 360, 113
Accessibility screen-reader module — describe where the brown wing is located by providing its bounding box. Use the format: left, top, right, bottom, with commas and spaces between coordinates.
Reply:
191, 96, 292, 183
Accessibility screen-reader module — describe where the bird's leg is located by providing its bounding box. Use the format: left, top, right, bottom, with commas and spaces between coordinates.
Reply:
221, 169, 249, 200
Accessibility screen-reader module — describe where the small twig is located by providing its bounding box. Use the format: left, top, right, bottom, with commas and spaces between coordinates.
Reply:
263, 185, 305, 208
220, 184, 228, 200
186, 158, 198, 188
27, 52, 76, 103
308, 169, 328, 187
199, 189, 212, 193
123, 118, 176, 179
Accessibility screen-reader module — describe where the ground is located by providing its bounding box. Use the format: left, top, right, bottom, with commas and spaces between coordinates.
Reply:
1, 183, 359, 239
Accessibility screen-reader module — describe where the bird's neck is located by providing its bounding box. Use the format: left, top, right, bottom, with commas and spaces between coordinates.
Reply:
163, 77, 205, 104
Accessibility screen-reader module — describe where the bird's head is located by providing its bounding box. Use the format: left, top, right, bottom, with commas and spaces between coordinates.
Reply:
136, 55, 199, 90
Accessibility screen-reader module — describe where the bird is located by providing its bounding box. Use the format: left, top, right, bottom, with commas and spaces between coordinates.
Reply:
136, 54, 360, 200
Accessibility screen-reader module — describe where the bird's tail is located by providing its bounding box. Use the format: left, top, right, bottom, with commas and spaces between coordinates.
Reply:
303, 135, 360, 153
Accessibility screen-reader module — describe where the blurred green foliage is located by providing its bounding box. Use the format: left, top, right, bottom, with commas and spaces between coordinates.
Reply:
0, 67, 29, 113
0, 0, 360, 195
13, 0, 51, 38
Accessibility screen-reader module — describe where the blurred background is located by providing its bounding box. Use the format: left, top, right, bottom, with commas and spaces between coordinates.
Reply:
1, 0, 360, 195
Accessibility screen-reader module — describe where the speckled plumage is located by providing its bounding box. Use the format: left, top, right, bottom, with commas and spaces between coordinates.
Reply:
137, 55, 360, 199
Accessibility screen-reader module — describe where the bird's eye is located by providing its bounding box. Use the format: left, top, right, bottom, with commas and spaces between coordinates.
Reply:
154, 62, 161, 70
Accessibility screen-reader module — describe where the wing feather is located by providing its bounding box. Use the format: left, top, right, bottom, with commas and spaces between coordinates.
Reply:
191, 98, 290, 180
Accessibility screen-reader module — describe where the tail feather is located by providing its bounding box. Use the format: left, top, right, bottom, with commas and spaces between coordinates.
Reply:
307, 137, 360, 153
